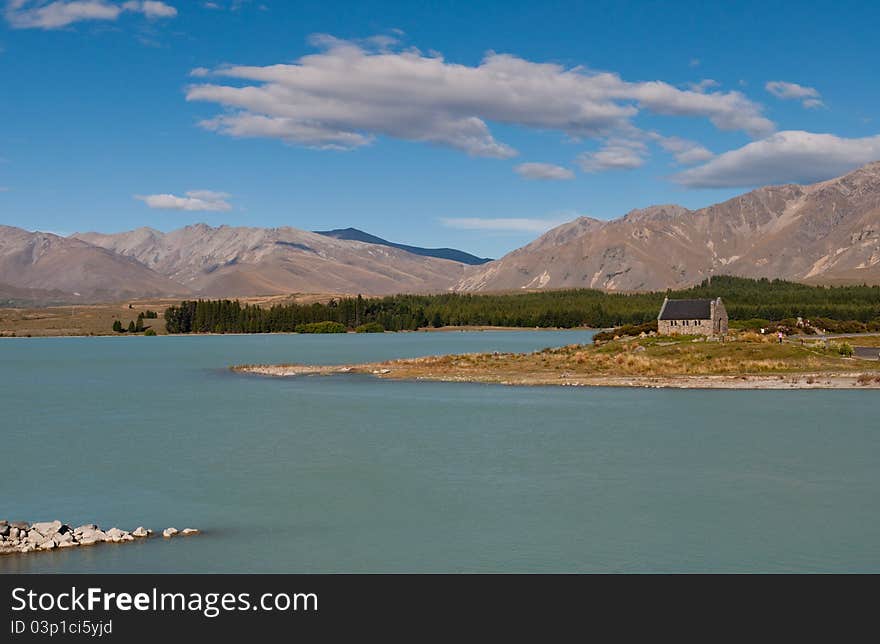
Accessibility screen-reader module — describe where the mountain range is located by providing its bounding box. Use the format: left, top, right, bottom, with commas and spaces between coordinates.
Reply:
457, 161, 880, 291
71, 224, 468, 298
314, 227, 491, 265
2, 161, 880, 304
0, 225, 183, 302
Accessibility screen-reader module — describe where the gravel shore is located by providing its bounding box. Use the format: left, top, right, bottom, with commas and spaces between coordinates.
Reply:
233, 362, 880, 389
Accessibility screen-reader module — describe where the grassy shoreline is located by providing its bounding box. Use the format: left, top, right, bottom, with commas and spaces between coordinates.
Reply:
232, 333, 880, 389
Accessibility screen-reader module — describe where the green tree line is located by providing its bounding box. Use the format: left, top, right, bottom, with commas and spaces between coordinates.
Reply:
113, 312, 152, 333
163, 276, 880, 334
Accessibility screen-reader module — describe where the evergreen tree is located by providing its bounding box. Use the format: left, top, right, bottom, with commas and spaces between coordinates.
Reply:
127, 320, 136, 333
161, 276, 880, 335
112, 320, 123, 333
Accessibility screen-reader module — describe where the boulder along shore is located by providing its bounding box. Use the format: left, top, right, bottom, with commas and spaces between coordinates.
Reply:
0, 520, 199, 556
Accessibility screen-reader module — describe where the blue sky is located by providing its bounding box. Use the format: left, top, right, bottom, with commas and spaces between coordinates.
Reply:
1, 0, 879, 258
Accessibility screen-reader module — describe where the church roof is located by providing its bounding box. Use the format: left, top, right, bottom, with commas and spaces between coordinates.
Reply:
658, 298, 713, 320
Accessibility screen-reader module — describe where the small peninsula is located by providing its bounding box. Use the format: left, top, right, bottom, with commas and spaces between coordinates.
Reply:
233, 333, 880, 389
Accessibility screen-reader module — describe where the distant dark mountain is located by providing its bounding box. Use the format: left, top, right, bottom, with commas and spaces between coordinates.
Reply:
315, 227, 492, 265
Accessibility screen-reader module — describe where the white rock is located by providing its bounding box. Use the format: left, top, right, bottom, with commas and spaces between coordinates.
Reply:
162, 527, 178, 538
180, 528, 199, 536
132, 526, 150, 538
77, 529, 107, 546
105, 527, 127, 542
31, 520, 62, 536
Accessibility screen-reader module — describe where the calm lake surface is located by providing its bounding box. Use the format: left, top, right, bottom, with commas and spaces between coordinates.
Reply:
1, 330, 878, 573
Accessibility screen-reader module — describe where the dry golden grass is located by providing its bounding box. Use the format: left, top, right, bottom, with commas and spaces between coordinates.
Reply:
843, 335, 880, 347
737, 331, 774, 343
357, 334, 866, 381
0, 292, 347, 337
0, 300, 175, 337
234, 333, 880, 388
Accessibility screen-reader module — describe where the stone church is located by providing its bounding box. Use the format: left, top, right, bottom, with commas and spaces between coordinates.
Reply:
657, 297, 728, 336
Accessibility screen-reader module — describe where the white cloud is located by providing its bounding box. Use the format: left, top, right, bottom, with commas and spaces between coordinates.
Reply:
765, 81, 818, 100
135, 189, 232, 211
122, 0, 175, 18
674, 130, 880, 188
577, 139, 647, 172
5, 0, 175, 29
200, 0, 260, 10
765, 81, 824, 109
687, 79, 719, 93
626, 82, 771, 135
186, 35, 773, 159
5, 0, 118, 28
363, 33, 401, 52
440, 217, 567, 233
514, 163, 574, 180
653, 134, 714, 165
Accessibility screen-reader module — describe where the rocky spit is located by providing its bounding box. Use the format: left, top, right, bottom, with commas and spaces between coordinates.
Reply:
0, 520, 199, 556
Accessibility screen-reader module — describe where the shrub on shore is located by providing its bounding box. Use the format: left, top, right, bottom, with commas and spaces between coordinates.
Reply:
295, 321, 347, 334
737, 331, 773, 343
355, 322, 385, 333
593, 321, 657, 343
836, 342, 854, 357
732, 316, 880, 335
729, 318, 772, 331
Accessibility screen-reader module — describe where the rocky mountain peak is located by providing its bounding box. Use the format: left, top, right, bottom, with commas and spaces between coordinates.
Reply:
621, 204, 690, 223
456, 161, 880, 292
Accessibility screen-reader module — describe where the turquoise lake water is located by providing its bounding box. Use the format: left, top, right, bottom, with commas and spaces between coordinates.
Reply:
1, 330, 878, 573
